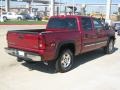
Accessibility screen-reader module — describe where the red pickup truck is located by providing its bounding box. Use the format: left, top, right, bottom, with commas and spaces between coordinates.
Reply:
5, 15, 115, 72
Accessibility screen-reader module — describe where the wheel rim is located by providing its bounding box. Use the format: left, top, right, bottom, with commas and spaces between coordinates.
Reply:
61, 52, 71, 68
109, 41, 113, 52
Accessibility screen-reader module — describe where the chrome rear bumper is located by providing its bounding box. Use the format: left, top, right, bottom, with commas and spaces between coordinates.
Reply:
5, 48, 42, 61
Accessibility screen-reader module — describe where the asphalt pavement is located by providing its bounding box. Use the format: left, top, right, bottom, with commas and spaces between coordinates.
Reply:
0, 25, 120, 90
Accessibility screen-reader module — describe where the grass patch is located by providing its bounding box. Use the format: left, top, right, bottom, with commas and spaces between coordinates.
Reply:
0, 20, 47, 25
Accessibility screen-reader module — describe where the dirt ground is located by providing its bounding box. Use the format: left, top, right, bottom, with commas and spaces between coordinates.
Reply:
0, 25, 120, 90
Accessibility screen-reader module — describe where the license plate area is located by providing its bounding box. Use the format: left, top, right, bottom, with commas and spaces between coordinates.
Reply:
18, 51, 25, 57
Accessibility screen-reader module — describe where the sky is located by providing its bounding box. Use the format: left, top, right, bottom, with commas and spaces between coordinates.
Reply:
60, 0, 120, 14
0, 0, 120, 14
61, 0, 120, 4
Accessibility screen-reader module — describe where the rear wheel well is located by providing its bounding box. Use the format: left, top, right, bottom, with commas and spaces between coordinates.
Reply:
3, 16, 7, 20
58, 43, 75, 57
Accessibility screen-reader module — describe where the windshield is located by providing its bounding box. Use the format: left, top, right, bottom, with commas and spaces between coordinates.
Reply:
47, 18, 77, 29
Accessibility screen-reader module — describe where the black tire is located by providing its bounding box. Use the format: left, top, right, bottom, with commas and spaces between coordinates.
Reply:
104, 39, 114, 54
17, 57, 23, 62
3, 17, 7, 21
17, 17, 22, 20
55, 49, 74, 73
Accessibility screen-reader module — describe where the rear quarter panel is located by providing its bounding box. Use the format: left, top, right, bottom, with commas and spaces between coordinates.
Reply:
42, 30, 81, 61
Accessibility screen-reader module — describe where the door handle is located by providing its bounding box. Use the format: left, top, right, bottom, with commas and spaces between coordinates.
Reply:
96, 32, 102, 35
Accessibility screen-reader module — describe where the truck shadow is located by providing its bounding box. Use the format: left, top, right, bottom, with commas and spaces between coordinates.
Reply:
22, 48, 118, 74
22, 61, 56, 74
73, 48, 118, 70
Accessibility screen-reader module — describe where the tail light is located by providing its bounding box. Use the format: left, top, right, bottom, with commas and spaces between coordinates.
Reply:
38, 34, 46, 50
6, 31, 11, 42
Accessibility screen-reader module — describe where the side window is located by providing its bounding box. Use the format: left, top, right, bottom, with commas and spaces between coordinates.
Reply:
8, 13, 12, 15
81, 17, 92, 31
93, 19, 104, 30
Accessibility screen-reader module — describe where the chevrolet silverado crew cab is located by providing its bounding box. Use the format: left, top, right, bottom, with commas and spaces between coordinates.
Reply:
5, 15, 115, 72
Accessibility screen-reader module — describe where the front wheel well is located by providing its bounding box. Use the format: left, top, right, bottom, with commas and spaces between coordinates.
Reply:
109, 36, 115, 43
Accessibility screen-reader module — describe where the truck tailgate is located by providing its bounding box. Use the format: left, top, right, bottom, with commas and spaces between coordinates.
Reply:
7, 31, 39, 50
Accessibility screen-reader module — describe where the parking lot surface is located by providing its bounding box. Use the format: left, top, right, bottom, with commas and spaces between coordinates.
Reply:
0, 25, 120, 90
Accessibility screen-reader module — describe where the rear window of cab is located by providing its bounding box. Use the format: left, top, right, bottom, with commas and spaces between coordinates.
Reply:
47, 18, 77, 29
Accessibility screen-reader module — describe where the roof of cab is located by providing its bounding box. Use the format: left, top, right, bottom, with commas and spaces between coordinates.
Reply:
50, 15, 92, 19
